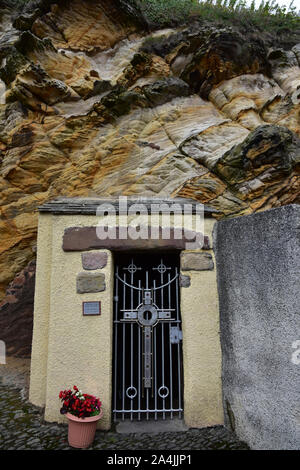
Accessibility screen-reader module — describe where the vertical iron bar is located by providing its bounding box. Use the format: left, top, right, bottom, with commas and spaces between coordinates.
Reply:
113, 266, 119, 422
160, 258, 165, 420
130, 259, 134, 421
138, 279, 141, 421
168, 271, 173, 419
146, 270, 149, 420
175, 267, 182, 418
122, 273, 126, 421
153, 279, 158, 420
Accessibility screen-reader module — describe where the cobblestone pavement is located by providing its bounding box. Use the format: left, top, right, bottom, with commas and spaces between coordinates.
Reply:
0, 383, 249, 450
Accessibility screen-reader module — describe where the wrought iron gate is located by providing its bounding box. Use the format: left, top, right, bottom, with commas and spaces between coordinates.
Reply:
113, 253, 183, 421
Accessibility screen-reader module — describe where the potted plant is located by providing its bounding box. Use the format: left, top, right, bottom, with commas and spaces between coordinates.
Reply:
59, 385, 102, 448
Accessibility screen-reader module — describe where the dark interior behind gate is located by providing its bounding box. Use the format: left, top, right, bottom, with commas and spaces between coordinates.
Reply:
113, 251, 183, 422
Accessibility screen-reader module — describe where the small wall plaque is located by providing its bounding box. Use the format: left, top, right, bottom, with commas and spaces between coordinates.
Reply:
82, 301, 101, 316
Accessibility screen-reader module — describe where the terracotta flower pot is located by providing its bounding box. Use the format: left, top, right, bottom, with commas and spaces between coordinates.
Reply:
66, 409, 103, 448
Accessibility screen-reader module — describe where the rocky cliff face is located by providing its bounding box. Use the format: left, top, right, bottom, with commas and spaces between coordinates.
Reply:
0, 0, 299, 356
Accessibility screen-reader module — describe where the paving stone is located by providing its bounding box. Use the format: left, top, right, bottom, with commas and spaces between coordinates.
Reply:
0, 383, 249, 450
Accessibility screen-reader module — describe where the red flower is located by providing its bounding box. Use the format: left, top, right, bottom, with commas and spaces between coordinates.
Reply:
59, 386, 101, 418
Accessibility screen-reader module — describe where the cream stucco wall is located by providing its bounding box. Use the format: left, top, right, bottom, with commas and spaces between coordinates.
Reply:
29, 213, 53, 407
180, 220, 223, 427
30, 214, 114, 430
29, 212, 223, 429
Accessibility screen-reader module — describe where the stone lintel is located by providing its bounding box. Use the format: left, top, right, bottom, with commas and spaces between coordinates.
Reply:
63, 226, 210, 251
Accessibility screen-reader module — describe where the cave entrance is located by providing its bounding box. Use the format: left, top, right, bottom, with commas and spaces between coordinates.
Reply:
112, 251, 183, 422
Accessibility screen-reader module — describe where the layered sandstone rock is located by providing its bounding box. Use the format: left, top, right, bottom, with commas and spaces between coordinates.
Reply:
0, 0, 299, 355
0, 259, 35, 357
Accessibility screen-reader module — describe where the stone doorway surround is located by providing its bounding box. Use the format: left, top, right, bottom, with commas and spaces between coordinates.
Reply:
29, 197, 223, 430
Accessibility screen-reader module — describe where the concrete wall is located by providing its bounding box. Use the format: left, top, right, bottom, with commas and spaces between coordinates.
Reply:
214, 205, 300, 450
30, 212, 223, 429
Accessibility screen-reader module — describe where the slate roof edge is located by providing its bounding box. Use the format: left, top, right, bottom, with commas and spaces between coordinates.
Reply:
38, 197, 218, 216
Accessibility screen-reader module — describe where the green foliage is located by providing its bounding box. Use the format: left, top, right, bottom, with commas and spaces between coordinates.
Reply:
135, 0, 299, 31
2, 0, 299, 32
137, 0, 200, 27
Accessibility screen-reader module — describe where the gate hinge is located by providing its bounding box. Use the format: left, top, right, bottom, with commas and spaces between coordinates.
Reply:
170, 327, 183, 344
